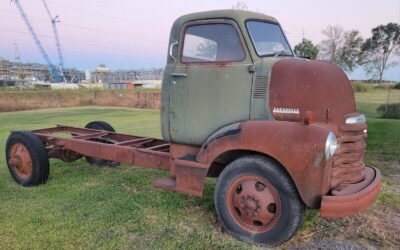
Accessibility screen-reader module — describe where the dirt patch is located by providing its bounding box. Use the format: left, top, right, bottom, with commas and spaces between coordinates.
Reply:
390, 163, 400, 170
285, 208, 400, 249
351, 210, 400, 247
290, 237, 378, 249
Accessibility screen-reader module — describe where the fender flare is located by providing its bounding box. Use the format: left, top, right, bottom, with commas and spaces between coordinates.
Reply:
197, 120, 333, 208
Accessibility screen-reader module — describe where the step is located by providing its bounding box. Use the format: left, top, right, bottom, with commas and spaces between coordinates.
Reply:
153, 176, 177, 191
175, 155, 208, 169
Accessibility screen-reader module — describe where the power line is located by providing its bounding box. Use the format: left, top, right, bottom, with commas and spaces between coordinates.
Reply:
46, 1, 170, 30
0, 9, 168, 45
0, 27, 166, 59
0, 3, 170, 67
60, 23, 167, 45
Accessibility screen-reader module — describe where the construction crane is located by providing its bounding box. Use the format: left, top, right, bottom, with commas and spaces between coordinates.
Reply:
41, 0, 65, 77
12, 0, 63, 82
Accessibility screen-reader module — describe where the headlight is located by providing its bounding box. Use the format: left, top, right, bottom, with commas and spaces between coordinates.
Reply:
346, 114, 366, 124
325, 132, 337, 159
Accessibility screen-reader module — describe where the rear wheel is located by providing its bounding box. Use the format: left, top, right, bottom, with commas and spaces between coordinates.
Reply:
6, 131, 50, 186
215, 155, 304, 247
84, 121, 116, 167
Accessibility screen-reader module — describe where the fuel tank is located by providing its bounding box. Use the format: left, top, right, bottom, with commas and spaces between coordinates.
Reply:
269, 59, 356, 125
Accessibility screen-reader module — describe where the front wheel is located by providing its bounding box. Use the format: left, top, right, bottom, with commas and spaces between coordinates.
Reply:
214, 155, 304, 247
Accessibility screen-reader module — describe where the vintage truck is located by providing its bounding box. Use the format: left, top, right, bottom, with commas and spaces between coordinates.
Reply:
5, 10, 381, 246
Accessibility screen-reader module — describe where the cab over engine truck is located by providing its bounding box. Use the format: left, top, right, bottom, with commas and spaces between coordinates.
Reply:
5, 10, 381, 246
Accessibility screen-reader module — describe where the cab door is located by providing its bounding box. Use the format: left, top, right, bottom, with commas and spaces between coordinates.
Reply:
169, 19, 254, 146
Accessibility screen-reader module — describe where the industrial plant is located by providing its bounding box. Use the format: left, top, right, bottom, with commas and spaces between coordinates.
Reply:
0, 0, 163, 89
0, 58, 163, 89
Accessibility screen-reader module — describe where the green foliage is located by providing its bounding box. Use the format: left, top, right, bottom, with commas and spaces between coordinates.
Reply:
393, 83, 400, 90
340, 30, 364, 72
294, 39, 319, 59
377, 103, 400, 119
362, 23, 400, 85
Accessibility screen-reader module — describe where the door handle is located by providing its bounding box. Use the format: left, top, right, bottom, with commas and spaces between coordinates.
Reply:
169, 41, 178, 62
171, 73, 188, 77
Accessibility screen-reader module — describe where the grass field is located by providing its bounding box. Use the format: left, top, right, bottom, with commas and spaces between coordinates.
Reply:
0, 90, 399, 249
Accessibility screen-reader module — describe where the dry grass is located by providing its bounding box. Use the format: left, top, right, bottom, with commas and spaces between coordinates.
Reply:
0, 89, 161, 112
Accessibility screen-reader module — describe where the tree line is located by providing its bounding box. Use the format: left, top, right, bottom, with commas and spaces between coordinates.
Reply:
294, 23, 400, 85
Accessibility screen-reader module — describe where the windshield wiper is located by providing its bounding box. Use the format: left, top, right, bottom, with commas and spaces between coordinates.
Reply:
262, 51, 293, 57
273, 50, 293, 57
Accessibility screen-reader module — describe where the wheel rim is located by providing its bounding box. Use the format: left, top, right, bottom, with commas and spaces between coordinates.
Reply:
226, 175, 281, 232
8, 143, 33, 180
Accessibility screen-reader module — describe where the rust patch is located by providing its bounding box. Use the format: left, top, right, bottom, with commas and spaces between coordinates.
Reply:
8, 143, 32, 180
32, 125, 171, 169
331, 119, 367, 191
197, 120, 332, 208
320, 167, 381, 218
269, 59, 356, 125
226, 175, 281, 232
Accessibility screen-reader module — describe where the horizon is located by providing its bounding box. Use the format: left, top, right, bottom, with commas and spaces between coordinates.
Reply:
0, 0, 399, 80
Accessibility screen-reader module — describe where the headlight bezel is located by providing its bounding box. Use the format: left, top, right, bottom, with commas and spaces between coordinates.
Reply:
345, 114, 366, 124
325, 132, 338, 159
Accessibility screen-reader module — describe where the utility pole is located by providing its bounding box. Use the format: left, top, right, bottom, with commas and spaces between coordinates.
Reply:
13, 42, 20, 63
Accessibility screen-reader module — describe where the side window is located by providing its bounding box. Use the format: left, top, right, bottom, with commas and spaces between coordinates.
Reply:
182, 23, 245, 63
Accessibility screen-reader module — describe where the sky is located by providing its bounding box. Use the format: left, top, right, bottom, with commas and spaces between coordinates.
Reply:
0, 0, 399, 80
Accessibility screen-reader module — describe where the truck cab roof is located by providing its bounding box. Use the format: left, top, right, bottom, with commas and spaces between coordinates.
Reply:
167, 9, 282, 65
174, 9, 278, 25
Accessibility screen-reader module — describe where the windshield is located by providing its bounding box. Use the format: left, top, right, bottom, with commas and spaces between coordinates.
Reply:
246, 21, 293, 57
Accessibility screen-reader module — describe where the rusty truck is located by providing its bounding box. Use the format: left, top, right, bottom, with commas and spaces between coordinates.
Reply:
5, 10, 381, 247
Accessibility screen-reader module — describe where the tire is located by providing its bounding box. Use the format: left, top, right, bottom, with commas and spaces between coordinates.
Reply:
84, 121, 115, 166
214, 155, 304, 247
6, 131, 50, 186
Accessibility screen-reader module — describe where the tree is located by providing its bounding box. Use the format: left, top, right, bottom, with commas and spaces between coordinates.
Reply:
340, 30, 364, 72
319, 25, 344, 65
294, 39, 319, 59
318, 25, 364, 72
362, 23, 400, 85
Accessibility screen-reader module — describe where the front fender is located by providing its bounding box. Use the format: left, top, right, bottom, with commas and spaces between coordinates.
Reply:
197, 120, 333, 208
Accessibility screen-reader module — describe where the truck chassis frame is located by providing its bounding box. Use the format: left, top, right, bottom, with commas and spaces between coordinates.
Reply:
33, 125, 171, 171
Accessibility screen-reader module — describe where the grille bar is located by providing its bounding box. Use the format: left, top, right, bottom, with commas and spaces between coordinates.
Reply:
331, 122, 367, 191
253, 76, 268, 99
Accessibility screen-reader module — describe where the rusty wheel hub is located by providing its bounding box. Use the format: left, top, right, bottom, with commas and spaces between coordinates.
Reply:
240, 195, 261, 217
8, 143, 32, 179
227, 175, 281, 232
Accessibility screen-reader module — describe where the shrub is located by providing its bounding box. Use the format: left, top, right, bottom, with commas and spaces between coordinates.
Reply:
374, 83, 394, 90
394, 82, 400, 90
351, 82, 373, 92
377, 103, 400, 119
